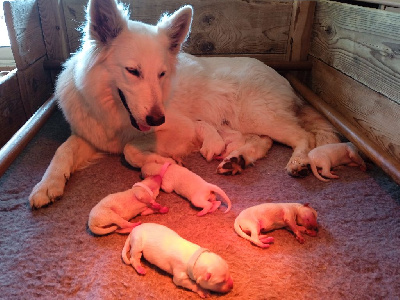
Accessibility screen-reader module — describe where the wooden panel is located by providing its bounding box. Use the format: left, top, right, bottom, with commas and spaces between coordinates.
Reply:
310, 0, 400, 103
0, 70, 27, 148
310, 58, 400, 161
17, 56, 53, 116
3, 0, 47, 71
61, 0, 293, 56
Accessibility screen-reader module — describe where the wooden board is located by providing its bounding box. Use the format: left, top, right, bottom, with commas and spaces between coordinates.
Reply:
310, 0, 400, 103
310, 58, 400, 161
61, 0, 293, 57
16, 57, 54, 117
0, 70, 27, 148
3, 0, 47, 71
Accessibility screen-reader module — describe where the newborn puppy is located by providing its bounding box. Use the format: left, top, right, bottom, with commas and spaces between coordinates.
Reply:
88, 164, 170, 235
234, 203, 318, 248
141, 162, 232, 216
308, 142, 367, 182
122, 223, 233, 298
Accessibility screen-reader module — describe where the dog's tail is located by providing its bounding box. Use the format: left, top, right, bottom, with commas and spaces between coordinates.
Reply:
121, 231, 133, 265
210, 184, 232, 213
233, 218, 254, 243
309, 161, 329, 182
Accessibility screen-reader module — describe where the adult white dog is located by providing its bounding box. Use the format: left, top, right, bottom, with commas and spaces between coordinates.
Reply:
29, 0, 339, 208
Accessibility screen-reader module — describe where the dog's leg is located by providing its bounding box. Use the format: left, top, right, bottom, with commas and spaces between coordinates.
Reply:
124, 143, 176, 168
29, 135, 99, 208
195, 120, 225, 161
217, 134, 272, 175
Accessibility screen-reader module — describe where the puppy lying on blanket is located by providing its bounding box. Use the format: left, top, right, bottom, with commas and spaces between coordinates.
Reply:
234, 203, 318, 248
88, 164, 170, 235
308, 142, 367, 182
122, 223, 233, 298
141, 162, 231, 216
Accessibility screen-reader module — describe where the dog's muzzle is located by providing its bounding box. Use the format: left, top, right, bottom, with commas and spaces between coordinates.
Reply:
118, 89, 141, 131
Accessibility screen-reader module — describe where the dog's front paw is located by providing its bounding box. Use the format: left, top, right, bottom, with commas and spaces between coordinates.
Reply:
29, 176, 67, 209
200, 139, 225, 162
217, 154, 245, 175
286, 156, 310, 177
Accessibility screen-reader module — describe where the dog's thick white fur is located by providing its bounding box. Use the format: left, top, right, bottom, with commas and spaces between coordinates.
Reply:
88, 174, 168, 235
141, 162, 231, 216
29, 0, 339, 208
122, 223, 233, 298
234, 203, 318, 248
308, 142, 367, 182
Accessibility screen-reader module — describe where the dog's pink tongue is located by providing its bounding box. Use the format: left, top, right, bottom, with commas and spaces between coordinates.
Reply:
139, 124, 151, 131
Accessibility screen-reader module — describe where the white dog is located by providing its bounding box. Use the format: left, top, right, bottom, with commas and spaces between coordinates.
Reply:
122, 223, 233, 298
29, 0, 339, 208
88, 164, 170, 235
234, 203, 318, 248
141, 162, 231, 216
308, 142, 367, 182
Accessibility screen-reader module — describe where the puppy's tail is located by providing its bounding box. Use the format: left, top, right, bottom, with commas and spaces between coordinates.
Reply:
121, 231, 133, 265
309, 161, 329, 182
234, 218, 252, 242
210, 184, 232, 213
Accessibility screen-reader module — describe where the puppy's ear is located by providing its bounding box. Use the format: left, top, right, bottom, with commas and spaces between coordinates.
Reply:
133, 189, 153, 204
196, 272, 212, 283
86, 0, 127, 44
158, 5, 193, 54
304, 203, 310, 207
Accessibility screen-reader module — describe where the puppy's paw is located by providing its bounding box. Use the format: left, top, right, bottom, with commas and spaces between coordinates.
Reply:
135, 265, 146, 275
217, 154, 245, 175
296, 235, 305, 244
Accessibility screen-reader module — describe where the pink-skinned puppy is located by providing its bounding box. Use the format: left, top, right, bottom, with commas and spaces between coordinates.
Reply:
88, 164, 170, 235
122, 223, 233, 298
141, 162, 231, 216
234, 203, 318, 248
308, 142, 366, 182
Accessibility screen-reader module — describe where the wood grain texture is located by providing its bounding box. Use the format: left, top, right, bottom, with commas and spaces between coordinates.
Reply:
309, 58, 400, 162
310, 0, 400, 103
61, 0, 293, 56
0, 70, 27, 148
17, 57, 54, 117
3, 0, 47, 70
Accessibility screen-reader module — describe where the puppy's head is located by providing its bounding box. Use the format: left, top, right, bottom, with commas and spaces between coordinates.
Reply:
194, 252, 233, 294
296, 203, 318, 231
84, 0, 193, 131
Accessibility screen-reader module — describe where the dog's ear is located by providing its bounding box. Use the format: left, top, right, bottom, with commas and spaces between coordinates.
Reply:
158, 5, 193, 54
86, 0, 127, 45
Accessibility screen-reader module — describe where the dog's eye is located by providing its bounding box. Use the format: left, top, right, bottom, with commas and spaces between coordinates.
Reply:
126, 67, 141, 77
159, 71, 166, 78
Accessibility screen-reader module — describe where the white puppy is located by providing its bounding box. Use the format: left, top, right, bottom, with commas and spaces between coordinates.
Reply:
88, 164, 170, 235
234, 203, 318, 248
122, 223, 233, 298
308, 142, 366, 182
141, 162, 231, 216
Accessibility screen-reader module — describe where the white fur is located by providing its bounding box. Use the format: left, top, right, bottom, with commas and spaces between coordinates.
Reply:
88, 175, 168, 235
122, 223, 233, 298
308, 142, 367, 182
141, 162, 232, 216
29, 0, 339, 208
234, 203, 318, 248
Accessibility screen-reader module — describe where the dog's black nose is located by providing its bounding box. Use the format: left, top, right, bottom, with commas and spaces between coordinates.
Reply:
146, 114, 165, 126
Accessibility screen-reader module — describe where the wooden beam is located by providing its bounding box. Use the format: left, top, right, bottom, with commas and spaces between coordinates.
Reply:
0, 96, 57, 177
286, 73, 400, 186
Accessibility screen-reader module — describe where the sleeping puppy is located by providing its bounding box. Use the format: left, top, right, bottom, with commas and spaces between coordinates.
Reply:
141, 162, 232, 216
234, 203, 318, 248
308, 142, 367, 182
88, 164, 170, 235
122, 223, 233, 298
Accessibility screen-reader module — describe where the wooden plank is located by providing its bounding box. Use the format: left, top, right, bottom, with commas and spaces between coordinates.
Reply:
17, 56, 53, 117
0, 96, 57, 177
61, 0, 293, 56
310, 0, 400, 103
286, 0, 316, 61
37, 0, 70, 64
286, 72, 400, 186
0, 69, 27, 148
3, 0, 47, 70
309, 58, 400, 161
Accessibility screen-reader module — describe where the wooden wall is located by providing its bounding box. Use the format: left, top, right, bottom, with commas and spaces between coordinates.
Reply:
308, 0, 400, 165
